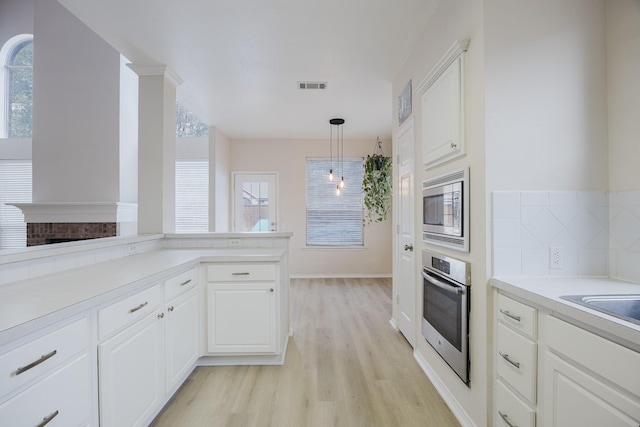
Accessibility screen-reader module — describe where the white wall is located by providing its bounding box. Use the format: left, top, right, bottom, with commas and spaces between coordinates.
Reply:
32, 0, 122, 203
485, 0, 609, 193
211, 127, 231, 232
607, 1, 640, 283
119, 55, 138, 204
230, 137, 392, 277
607, 0, 640, 192
392, 0, 486, 424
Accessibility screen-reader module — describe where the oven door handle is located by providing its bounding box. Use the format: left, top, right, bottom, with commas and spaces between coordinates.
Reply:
421, 270, 465, 295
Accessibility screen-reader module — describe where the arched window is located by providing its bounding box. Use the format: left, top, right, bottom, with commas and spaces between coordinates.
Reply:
1, 34, 33, 138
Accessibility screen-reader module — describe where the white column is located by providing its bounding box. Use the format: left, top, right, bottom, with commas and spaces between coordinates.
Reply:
128, 65, 182, 234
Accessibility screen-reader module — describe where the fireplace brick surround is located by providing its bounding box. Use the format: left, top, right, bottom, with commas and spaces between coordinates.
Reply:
27, 222, 117, 246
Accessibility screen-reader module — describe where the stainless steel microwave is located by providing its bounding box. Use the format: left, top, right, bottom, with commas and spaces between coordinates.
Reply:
422, 167, 469, 252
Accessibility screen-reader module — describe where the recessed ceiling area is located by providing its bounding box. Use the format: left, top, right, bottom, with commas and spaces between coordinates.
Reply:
58, 0, 438, 139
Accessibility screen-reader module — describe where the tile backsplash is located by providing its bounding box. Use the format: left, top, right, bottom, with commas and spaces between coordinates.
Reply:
493, 190, 640, 282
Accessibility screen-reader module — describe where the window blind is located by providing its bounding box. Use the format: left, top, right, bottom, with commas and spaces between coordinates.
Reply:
306, 157, 363, 246
0, 160, 32, 248
175, 160, 208, 233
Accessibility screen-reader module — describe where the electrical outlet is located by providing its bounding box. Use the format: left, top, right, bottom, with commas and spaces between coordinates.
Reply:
229, 238, 241, 247
128, 244, 137, 252
550, 247, 563, 269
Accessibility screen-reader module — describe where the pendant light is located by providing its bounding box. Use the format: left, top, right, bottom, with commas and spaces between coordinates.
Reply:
329, 118, 345, 195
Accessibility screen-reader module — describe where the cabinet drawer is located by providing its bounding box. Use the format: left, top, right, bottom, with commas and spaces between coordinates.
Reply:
207, 264, 276, 282
0, 353, 91, 427
497, 322, 537, 404
98, 285, 162, 340
497, 293, 537, 339
164, 267, 198, 301
0, 317, 89, 400
495, 379, 535, 427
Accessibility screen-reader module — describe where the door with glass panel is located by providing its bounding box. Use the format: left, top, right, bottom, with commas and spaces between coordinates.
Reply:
233, 173, 278, 232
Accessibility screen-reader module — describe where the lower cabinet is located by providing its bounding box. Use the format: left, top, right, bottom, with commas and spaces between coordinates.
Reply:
540, 315, 640, 427
207, 282, 277, 354
0, 317, 92, 427
165, 286, 199, 392
98, 309, 165, 427
205, 262, 280, 355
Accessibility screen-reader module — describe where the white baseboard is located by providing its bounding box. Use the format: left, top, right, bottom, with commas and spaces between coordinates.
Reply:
389, 317, 398, 330
413, 350, 476, 427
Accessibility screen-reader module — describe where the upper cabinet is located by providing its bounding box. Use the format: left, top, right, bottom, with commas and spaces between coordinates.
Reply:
418, 39, 469, 169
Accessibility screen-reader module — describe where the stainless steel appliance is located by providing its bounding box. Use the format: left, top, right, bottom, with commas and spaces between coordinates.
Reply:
421, 249, 471, 386
422, 167, 469, 252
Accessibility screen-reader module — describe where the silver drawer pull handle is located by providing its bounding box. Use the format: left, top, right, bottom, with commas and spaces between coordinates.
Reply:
498, 411, 517, 427
128, 301, 148, 314
37, 410, 59, 427
499, 309, 521, 322
499, 351, 520, 369
232, 272, 250, 276
180, 279, 192, 286
15, 350, 57, 376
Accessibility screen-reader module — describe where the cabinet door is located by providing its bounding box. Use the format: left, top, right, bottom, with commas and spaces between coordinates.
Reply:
165, 288, 199, 392
421, 56, 464, 167
542, 351, 640, 427
98, 311, 164, 427
207, 283, 277, 354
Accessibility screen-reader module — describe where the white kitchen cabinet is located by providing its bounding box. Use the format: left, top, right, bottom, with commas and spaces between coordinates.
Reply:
0, 316, 91, 426
164, 268, 199, 392
494, 292, 538, 426
206, 263, 278, 354
98, 286, 165, 427
540, 314, 640, 427
418, 40, 468, 168
0, 353, 92, 427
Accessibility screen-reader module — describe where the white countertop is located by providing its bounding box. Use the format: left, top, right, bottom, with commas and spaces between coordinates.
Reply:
0, 248, 286, 346
492, 276, 640, 351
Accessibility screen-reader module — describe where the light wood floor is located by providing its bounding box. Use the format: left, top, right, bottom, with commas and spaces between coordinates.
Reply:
150, 278, 460, 427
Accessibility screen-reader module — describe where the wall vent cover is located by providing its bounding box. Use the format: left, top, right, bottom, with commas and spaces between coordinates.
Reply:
298, 81, 328, 90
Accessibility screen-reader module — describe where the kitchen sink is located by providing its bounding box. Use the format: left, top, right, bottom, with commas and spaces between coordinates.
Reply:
561, 294, 640, 326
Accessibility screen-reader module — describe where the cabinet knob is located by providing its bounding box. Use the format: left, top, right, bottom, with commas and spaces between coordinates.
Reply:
168, 306, 174, 312
269, 288, 274, 293
157, 313, 165, 319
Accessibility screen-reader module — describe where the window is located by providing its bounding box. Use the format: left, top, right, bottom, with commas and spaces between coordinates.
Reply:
175, 160, 208, 232
5, 38, 33, 138
0, 160, 32, 248
176, 102, 208, 137
306, 157, 364, 246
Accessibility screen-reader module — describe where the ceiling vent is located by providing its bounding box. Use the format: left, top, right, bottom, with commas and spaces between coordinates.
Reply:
298, 81, 328, 90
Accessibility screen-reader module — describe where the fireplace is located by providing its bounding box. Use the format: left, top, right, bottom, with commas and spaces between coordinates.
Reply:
27, 222, 117, 246
10, 202, 137, 247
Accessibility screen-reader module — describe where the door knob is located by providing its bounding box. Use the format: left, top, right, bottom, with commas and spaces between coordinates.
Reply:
404, 244, 413, 251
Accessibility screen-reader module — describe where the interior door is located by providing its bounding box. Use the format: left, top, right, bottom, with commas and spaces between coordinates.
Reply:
233, 173, 278, 232
397, 119, 415, 346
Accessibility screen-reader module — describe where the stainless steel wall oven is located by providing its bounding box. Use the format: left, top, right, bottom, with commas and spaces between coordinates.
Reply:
421, 249, 471, 386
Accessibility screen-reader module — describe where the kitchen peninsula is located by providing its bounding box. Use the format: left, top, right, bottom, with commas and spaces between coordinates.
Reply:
0, 232, 292, 426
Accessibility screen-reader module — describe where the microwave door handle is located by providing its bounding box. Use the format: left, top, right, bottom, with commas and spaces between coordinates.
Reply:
421, 271, 464, 295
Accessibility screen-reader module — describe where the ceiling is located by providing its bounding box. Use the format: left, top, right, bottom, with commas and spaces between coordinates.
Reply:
58, 0, 437, 140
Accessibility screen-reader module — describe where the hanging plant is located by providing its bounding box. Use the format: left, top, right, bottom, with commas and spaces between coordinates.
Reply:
363, 138, 392, 225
